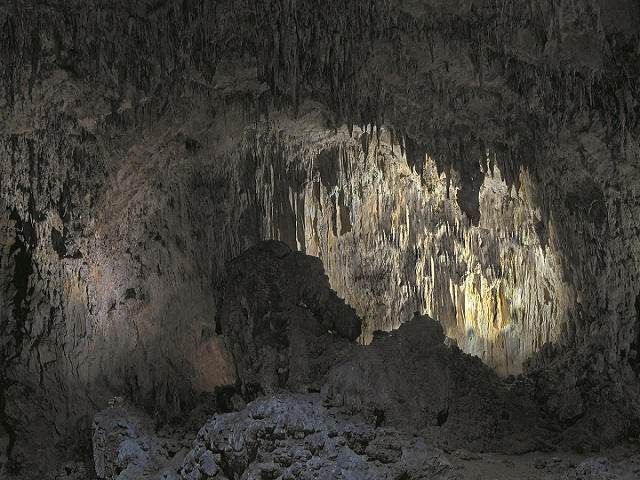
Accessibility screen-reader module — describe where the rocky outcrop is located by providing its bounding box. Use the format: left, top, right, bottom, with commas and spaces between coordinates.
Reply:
92, 398, 185, 480
215, 243, 549, 451
179, 393, 457, 480
95, 394, 640, 480
216, 240, 360, 396
324, 316, 547, 453
87, 242, 636, 479
177, 399, 640, 480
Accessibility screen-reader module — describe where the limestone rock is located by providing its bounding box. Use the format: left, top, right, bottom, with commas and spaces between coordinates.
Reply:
324, 314, 548, 453
1, 0, 640, 476
217, 240, 360, 395
92, 399, 187, 479
179, 394, 456, 480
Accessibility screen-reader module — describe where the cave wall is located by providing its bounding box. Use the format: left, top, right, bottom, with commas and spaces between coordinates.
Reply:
1, 0, 640, 469
0, 91, 242, 466
243, 117, 573, 375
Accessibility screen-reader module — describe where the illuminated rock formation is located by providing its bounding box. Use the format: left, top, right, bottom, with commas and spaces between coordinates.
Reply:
1, 0, 640, 477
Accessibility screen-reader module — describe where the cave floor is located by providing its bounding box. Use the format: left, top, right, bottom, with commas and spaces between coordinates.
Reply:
438, 445, 640, 479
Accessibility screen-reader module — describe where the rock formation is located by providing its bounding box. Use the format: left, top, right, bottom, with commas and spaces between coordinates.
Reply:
217, 240, 360, 396
88, 243, 636, 478
1, 0, 640, 478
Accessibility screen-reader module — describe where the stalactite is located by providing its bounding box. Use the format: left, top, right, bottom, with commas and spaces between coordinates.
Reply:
0, 1, 639, 473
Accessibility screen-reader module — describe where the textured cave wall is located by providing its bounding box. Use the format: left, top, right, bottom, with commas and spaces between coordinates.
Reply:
1, 0, 640, 470
0, 96, 242, 466
241, 118, 573, 375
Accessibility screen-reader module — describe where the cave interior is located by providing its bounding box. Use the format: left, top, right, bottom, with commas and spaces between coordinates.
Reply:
1, 0, 640, 478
